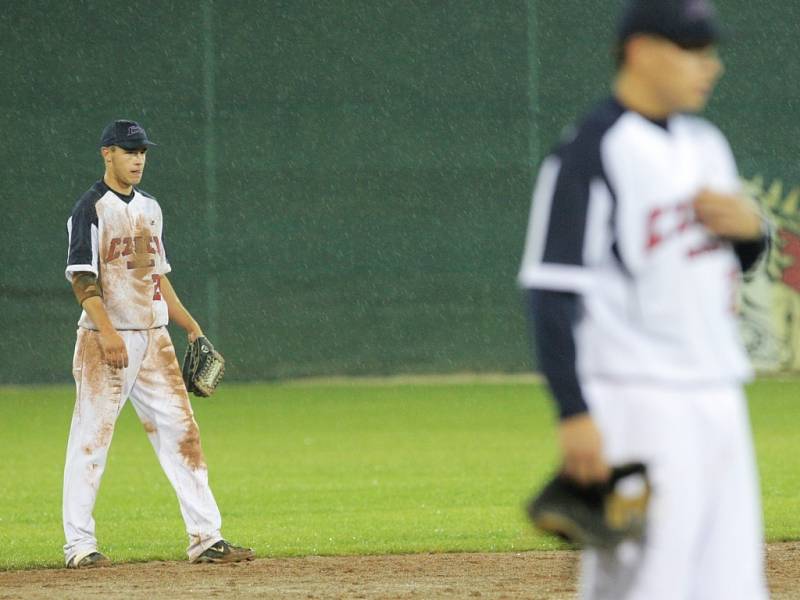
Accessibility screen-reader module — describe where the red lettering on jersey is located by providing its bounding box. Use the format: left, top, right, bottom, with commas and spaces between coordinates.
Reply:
676, 203, 693, 232
152, 274, 162, 300
779, 230, 800, 292
106, 236, 160, 268
130, 235, 157, 255
105, 238, 122, 261
646, 208, 664, 250
646, 201, 696, 253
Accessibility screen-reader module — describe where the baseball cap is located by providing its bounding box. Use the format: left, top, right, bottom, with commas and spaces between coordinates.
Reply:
618, 0, 724, 49
99, 119, 157, 149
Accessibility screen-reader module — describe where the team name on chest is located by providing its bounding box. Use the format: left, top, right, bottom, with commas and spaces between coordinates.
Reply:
646, 201, 693, 251
105, 235, 161, 269
645, 200, 721, 258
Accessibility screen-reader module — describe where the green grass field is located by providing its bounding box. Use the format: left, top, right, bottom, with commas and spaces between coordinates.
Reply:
1, 378, 798, 570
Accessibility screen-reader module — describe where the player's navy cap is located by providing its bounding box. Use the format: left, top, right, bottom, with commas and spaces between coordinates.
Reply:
99, 119, 157, 150
618, 0, 724, 49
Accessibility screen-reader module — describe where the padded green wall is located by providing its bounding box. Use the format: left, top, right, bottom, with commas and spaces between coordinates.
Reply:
1, 1, 796, 383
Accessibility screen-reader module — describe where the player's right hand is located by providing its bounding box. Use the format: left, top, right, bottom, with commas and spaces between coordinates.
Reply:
693, 188, 763, 241
99, 329, 128, 369
558, 413, 611, 486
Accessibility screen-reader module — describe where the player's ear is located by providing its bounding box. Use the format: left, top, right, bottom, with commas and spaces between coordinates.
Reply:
100, 146, 112, 164
622, 35, 655, 72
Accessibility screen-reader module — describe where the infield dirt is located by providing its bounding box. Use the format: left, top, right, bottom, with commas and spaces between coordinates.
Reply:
1, 542, 797, 599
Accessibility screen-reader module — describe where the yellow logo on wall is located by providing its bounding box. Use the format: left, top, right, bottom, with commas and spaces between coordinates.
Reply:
741, 177, 800, 372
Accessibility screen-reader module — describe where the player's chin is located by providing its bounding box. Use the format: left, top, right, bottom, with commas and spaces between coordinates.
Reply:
129, 172, 143, 183
684, 90, 713, 112
678, 96, 710, 114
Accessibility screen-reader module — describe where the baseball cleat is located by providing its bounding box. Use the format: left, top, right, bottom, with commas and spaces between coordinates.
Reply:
192, 540, 254, 564
67, 551, 111, 569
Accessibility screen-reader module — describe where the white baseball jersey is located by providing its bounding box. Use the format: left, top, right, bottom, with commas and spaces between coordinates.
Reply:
519, 98, 752, 384
66, 180, 171, 330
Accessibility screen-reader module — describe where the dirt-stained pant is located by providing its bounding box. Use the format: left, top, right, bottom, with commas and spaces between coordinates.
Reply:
579, 380, 768, 600
63, 327, 222, 565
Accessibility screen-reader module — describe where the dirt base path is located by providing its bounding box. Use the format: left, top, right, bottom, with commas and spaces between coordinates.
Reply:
1, 543, 797, 599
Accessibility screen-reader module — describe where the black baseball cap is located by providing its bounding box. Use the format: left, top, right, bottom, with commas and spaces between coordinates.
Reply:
99, 119, 157, 149
618, 0, 724, 49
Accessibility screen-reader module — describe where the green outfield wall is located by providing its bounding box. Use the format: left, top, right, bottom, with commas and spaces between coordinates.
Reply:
1, 1, 797, 383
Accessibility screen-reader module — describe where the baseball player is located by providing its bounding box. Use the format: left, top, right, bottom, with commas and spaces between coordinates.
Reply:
519, 1, 768, 598
63, 120, 253, 568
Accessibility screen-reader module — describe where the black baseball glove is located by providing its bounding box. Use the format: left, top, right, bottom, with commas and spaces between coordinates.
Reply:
182, 335, 225, 397
526, 462, 650, 549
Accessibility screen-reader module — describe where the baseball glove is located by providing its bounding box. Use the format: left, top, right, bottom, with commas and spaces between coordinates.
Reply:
182, 336, 225, 397
526, 462, 650, 549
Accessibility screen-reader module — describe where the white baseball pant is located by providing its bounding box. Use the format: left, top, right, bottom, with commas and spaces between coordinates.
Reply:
63, 326, 222, 565
578, 380, 768, 600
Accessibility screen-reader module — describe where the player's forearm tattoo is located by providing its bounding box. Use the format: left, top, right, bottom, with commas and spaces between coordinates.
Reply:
71, 272, 103, 305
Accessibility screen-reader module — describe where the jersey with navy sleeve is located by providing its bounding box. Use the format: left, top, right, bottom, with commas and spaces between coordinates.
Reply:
66, 179, 171, 330
519, 97, 757, 384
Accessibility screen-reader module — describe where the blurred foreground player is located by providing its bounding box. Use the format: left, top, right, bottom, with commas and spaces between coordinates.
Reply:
63, 119, 253, 567
518, 1, 769, 598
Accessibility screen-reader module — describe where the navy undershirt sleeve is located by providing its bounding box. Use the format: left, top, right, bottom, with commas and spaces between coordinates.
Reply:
733, 233, 768, 273
527, 288, 588, 420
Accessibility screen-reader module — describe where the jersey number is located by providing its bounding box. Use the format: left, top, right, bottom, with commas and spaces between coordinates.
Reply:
152, 274, 162, 301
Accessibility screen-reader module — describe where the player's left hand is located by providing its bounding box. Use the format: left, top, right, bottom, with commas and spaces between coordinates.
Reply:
558, 413, 611, 486
693, 188, 763, 241
187, 327, 203, 343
